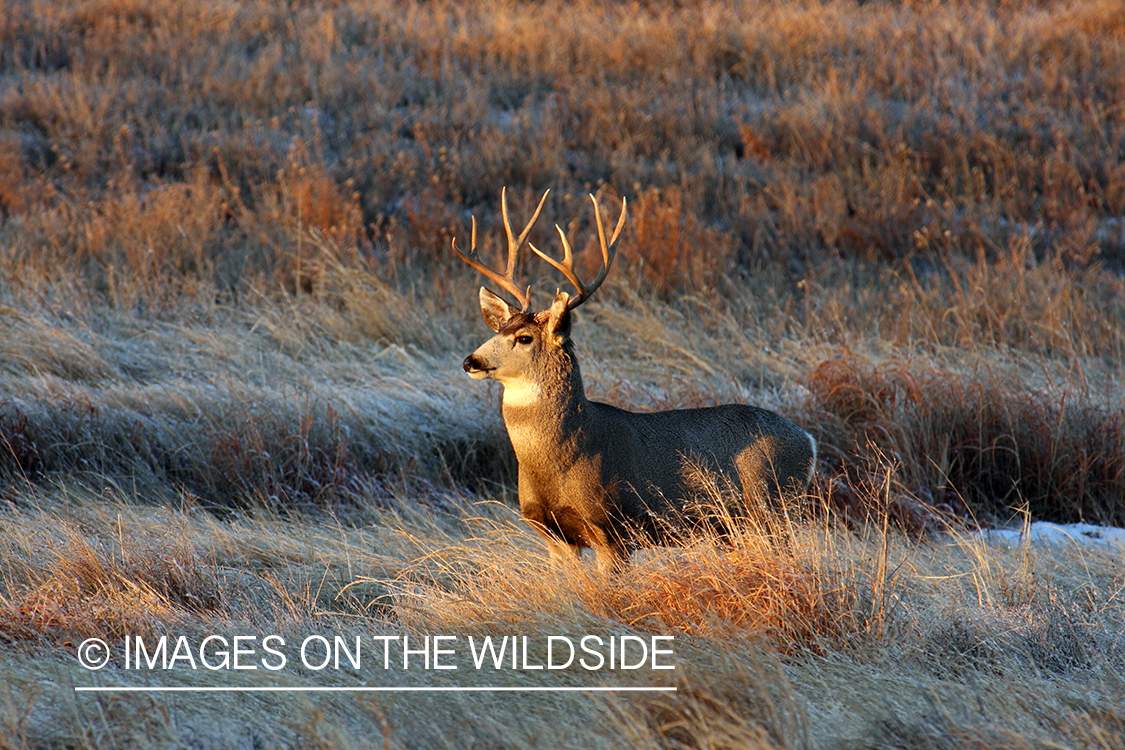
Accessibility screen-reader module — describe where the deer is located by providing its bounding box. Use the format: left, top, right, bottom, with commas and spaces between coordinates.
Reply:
454, 188, 817, 573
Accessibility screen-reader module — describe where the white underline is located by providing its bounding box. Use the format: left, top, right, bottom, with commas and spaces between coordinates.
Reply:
75, 686, 676, 693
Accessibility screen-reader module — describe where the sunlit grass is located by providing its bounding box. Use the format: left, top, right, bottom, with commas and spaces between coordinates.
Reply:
2, 0, 1124, 746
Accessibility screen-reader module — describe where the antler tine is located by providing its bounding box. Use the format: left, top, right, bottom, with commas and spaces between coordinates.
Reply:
452, 187, 551, 312
582, 192, 627, 304
529, 193, 627, 311
500, 187, 551, 277
530, 224, 581, 295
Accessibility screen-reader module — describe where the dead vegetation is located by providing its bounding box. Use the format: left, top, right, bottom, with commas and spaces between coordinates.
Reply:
3, 0, 1125, 304
1, 0, 1124, 747
1, 486, 1123, 749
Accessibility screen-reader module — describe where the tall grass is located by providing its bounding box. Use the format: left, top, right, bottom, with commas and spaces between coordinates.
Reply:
2, 0, 1125, 304
2, 486, 1123, 748
1, 0, 1124, 747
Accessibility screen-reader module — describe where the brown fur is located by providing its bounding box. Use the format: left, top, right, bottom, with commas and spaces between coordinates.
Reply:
464, 288, 816, 573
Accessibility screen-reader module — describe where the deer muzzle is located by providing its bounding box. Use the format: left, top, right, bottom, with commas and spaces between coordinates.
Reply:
462, 353, 493, 379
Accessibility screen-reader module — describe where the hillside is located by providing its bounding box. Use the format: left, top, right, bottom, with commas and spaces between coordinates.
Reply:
1, 0, 1123, 747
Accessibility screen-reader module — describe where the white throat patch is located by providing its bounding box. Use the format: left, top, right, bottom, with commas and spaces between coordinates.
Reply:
502, 380, 542, 408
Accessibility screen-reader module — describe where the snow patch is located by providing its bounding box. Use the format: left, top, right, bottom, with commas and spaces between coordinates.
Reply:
980, 522, 1125, 550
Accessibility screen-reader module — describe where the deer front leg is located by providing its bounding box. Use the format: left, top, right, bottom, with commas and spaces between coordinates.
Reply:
523, 521, 581, 566
518, 486, 583, 565
545, 537, 582, 564
593, 543, 628, 575
582, 523, 629, 575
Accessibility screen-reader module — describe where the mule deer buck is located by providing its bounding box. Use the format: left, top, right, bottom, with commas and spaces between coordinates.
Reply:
455, 188, 816, 573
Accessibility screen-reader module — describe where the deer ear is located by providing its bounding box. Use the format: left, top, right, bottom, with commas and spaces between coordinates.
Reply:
479, 287, 517, 332
544, 289, 572, 342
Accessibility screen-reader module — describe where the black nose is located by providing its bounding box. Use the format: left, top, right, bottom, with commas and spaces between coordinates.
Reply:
463, 354, 481, 373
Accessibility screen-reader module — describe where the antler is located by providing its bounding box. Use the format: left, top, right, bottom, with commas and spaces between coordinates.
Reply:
451, 187, 550, 313
529, 194, 627, 311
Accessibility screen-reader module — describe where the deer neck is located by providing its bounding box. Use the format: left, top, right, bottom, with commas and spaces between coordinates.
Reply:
500, 345, 589, 460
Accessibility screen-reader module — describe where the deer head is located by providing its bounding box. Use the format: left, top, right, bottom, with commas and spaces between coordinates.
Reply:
455, 189, 626, 399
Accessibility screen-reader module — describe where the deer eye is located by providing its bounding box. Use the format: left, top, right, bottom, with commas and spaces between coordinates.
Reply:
515, 335, 534, 346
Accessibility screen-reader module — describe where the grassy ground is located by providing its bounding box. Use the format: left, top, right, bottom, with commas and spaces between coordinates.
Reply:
1, 0, 1124, 747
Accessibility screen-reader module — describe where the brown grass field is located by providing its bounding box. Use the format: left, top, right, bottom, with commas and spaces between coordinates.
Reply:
2, 0, 1125, 746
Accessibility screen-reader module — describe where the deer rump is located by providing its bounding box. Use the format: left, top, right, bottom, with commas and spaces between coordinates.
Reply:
515, 401, 815, 552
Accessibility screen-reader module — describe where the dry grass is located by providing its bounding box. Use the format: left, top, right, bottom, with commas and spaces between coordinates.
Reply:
1, 0, 1125, 746
3, 0, 1125, 304
1, 485, 1123, 748
807, 355, 1125, 527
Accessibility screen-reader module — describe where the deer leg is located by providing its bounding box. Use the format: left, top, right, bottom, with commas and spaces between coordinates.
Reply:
522, 515, 582, 565
592, 542, 628, 575
735, 446, 794, 541
523, 521, 581, 565
581, 524, 628, 575
545, 538, 582, 564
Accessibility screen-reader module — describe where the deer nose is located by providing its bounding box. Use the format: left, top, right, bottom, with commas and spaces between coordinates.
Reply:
463, 354, 484, 373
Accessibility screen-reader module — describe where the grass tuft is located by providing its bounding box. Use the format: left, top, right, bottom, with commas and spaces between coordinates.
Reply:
1, 0, 1124, 746
806, 356, 1125, 527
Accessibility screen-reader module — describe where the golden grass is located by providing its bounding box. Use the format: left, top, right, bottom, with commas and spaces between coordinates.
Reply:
1, 486, 1123, 748
2, 0, 1125, 746
2, 0, 1125, 305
